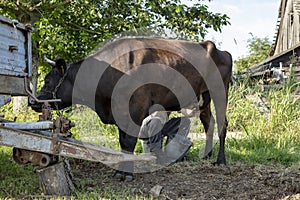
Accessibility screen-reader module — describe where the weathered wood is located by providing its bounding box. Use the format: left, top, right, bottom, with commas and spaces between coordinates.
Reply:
0, 16, 28, 77
0, 126, 156, 166
0, 121, 53, 130
245, 45, 300, 82
0, 95, 11, 107
273, 0, 300, 55
0, 75, 26, 95
36, 161, 75, 195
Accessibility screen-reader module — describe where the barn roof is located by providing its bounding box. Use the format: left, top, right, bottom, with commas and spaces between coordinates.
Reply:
245, 0, 300, 80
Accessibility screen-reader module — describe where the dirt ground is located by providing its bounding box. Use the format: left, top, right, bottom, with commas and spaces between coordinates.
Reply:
71, 160, 300, 200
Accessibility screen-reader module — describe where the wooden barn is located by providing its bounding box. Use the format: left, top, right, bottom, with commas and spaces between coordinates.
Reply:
247, 0, 300, 83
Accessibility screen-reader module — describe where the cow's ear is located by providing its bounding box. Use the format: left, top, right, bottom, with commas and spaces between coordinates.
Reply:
55, 58, 67, 75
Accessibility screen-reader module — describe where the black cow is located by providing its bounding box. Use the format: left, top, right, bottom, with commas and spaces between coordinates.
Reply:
31, 38, 232, 180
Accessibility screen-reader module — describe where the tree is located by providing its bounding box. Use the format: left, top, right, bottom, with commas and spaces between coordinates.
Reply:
0, 0, 230, 89
1, 0, 230, 59
234, 37, 272, 72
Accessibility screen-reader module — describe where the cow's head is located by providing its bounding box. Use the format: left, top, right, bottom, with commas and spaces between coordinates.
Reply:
30, 57, 72, 112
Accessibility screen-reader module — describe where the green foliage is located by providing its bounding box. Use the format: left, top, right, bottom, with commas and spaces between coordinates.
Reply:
0, 101, 39, 122
67, 105, 119, 149
234, 37, 272, 72
0, 0, 230, 64
0, 146, 39, 198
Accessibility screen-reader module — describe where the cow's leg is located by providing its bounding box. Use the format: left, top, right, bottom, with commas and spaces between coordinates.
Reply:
200, 92, 215, 159
114, 128, 137, 181
215, 117, 227, 165
213, 93, 228, 165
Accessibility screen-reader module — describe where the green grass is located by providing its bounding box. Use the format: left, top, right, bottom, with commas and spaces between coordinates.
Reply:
74, 185, 149, 200
225, 79, 300, 166
0, 78, 300, 198
0, 147, 40, 198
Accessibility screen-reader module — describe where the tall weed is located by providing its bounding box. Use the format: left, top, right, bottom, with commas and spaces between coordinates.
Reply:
226, 78, 300, 165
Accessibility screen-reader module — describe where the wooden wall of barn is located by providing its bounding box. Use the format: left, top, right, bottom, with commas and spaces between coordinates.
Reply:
246, 45, 300, 82
273, 0, 300, 55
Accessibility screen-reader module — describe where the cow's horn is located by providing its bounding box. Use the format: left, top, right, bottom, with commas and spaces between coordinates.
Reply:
44, 56, 56, 66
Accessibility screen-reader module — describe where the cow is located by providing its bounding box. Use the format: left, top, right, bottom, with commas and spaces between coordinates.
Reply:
30, 37, 232, 181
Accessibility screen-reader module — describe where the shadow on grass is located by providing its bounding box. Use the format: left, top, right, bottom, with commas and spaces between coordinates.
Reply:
185, 138, 300, 167
225, 138, 300, 166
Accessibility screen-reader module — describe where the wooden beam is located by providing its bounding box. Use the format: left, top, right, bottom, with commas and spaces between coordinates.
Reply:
0, 76, 26, 95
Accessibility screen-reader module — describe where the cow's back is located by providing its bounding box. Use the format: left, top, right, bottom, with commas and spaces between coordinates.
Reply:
93, 38, 217, 71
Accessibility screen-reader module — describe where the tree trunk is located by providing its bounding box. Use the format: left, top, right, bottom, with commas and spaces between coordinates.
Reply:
36, 161, 75, 195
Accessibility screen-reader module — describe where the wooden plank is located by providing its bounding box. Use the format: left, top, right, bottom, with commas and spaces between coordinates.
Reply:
293, 12, 300, 46
0, 95, 11, 107
0, 126, 156, 166
0, 17, 27, 76
0, 75, 26, 95
0, 15, 27, 31
0, 14, 32, 81
294, 0, 300, 12
0, 121, 53, 130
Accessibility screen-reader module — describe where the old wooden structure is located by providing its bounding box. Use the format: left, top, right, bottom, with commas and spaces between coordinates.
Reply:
246, 0, 300, 83
273, 0, 300, 55
0, 15, 32, 106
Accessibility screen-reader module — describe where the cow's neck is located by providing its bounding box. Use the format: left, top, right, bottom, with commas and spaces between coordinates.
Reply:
64, 58, 118, 124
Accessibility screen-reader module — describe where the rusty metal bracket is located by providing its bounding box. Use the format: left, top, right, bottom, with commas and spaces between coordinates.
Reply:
13, 148, 58, 167
51, 115, 75, 154
25, 77, 61, 103
39, 103, 52, 121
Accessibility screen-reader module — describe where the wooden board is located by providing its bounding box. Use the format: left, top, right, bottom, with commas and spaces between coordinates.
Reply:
0, 75, 26, 95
